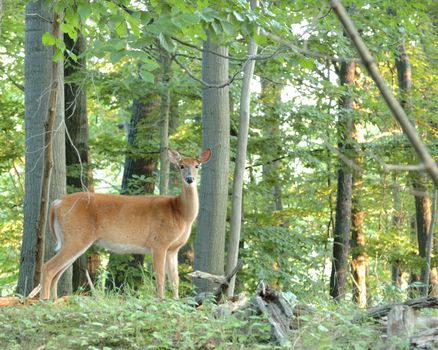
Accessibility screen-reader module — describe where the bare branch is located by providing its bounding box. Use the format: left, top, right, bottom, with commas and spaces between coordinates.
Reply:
383, 164, 427, 172
264, 31, 358, 63
173, 56, 244, 89
330, 0, 438, 187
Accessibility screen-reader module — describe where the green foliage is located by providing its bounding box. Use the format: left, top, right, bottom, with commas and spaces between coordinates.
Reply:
0, 294, 272, 349
1, 2, 438, 347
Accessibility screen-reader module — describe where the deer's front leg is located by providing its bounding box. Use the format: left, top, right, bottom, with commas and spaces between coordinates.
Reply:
153, 248, 167, 299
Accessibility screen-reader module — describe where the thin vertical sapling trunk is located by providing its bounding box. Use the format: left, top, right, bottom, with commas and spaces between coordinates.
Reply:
34, 14, 61, 288
226, 0, 258, 297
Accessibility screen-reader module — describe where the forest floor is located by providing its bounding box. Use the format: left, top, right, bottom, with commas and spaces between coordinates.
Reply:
0, 288, 393, 350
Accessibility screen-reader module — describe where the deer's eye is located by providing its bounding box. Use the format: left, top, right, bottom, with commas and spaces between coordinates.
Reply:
180, 165, 185, 169
195, 165, 199, 169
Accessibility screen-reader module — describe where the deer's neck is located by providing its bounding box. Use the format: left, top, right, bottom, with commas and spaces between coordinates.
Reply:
176, 184, 199, 223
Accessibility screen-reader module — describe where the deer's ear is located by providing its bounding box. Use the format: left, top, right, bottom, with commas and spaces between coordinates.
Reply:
198, 148, 212, 164
168, 149, 181, 165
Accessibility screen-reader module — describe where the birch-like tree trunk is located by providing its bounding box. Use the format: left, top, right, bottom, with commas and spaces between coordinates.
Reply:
226, 0, 258, 297
17, 1, 67, 297
194, 32, 230, 293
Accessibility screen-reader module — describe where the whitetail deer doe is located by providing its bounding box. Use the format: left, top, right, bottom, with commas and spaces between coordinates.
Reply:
40, 148, 211, 300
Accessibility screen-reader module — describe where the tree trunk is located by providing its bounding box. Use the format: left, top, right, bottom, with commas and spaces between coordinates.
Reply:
329, 60, 355, 301
0, 0, 3, 36
159, 46, 171, 195
351, 142, 367, 307
395, 42, 437, 295
226, 0, 258, 297
106, 96, 159, 291
391, 175, 403, 287
194, 32, 230, 293
17, 1, 68, 297
64, 30, 95, 292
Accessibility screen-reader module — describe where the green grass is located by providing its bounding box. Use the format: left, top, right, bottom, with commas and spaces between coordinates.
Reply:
0, 292, 272, 350
0, 286, 393, 350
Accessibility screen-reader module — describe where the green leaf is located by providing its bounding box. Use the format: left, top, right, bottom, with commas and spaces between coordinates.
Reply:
52, 48, 63, 62
110, 50, 125, 64
233, 11, 244, 22
42, 32, 56, 46
115, 21, 128, 37
171, 13, 200, 28
140, 69, 154, 83
211, 20, 222, 35
67, 51, 78, 62
60, 23, 77, 41
77, 3, 92, 20
220, 21, 234, 35
158, 33, 176, 52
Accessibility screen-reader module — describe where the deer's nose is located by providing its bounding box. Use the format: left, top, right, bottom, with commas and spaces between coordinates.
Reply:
185, 176, 194, 184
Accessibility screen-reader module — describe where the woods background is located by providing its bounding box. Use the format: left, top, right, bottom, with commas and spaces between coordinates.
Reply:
0, 0, 437, 313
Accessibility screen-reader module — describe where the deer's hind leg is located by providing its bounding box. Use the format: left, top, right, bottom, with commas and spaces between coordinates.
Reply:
165, 249, 180, 299
41, 224, 95, 300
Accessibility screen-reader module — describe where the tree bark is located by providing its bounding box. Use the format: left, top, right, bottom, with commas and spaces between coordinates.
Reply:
226, 0, 258, 297
351, 137, 367, 307
391, 175, 403, 287
0, 0, 3, 36
34, 14, 60, 288
64, 30, 94, 292
194, 32, 230, 293
17, 1, 68, 297
330, 59, 355, 301
395, 41, 437, 296
159, 46, 171, 195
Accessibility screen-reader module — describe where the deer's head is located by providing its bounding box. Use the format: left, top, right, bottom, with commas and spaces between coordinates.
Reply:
168, 149, 212, 187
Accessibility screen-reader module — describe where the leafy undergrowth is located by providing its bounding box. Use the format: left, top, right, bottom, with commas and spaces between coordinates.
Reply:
0, 293, 272, 350
0, 291, 388, 350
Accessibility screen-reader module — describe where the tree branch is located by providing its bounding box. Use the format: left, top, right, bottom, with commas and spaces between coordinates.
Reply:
330, 0, 438, 187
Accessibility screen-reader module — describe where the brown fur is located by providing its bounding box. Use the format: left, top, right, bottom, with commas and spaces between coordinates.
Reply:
40, 149, 211, 299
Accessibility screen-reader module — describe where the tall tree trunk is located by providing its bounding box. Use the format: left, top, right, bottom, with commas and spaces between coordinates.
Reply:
0, 0, 3, 36
226, 0, 258, 297
106, 96, 159, 291
329, 60, 355, 301
194, 32, 230, 293
64, 31, 95, 292
159, 46, 171, 195
17, 1, 68, 297
351, 131, 367, 307
391, 175, 403, 287
396, 42, 437, 295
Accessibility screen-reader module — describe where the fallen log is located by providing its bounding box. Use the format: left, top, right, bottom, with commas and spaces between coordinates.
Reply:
368, 297, 438, 319
243, 282, 313, 345
411, 327, 438, 349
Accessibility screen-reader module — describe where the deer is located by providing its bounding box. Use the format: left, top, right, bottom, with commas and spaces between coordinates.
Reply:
40, 148, 212, 300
